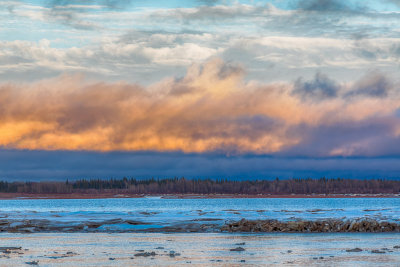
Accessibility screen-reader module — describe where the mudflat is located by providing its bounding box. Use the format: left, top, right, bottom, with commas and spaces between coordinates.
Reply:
1, 233, 400, 266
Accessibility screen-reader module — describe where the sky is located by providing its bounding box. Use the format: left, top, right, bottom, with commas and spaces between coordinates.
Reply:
0, 0, 400, 180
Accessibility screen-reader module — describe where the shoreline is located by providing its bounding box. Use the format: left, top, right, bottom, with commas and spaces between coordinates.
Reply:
0, 193, 399, 200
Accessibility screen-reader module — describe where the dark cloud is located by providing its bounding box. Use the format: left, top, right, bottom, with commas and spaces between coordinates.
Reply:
295, 0, 365, 12
217, 61, 244, 79
282, 116, 400, 157
1, 150, 400, 181
159, 115, 282, 150
293, 72, 340, 100
347, 72, 392, 98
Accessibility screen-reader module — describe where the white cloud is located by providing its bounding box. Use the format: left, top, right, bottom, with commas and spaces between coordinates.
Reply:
1, 1, 400, 83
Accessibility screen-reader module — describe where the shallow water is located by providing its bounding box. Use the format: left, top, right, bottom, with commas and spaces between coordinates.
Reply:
0, 198, 399, 231
0, 233, 400, 266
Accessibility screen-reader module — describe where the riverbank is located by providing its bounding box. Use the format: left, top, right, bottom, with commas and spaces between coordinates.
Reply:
0, 193, 399, 199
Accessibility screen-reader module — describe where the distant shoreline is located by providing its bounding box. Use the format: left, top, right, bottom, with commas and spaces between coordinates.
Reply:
2, 178, 400, 197
0, 193, 399, 200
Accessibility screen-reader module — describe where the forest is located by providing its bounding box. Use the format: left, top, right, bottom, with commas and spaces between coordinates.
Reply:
0, 177, 399, 195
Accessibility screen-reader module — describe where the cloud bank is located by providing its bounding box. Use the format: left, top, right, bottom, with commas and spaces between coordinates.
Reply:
1, 59, 399, 156
2, 150, 400, 180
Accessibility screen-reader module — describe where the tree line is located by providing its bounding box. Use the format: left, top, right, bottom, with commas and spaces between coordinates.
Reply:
0, 177, 399, 195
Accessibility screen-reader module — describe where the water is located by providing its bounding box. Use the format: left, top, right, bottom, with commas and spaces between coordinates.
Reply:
0, 198, 399, 231
1, 198, 400, 266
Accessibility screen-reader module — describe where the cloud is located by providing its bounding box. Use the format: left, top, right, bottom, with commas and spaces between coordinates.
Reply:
295, 0, 364, 12
2, 149, 400, 180
40, 0, 134, 30
46, 0, 132, 10
0, 59, 288, 154
387, 0, 400, 6
196, 0, 220, 6
0, 38, 221, 83
347, 72, 392, 98
293, 72, 340, 100
148, 3, 275, 21
282, 116, 400, 157
6, 1, 400, 38
3, 2, 400, 84
43, 1, 110, 30
0, 59, 399, 156
2, 35, 399, 85
45, 9, 99, 30
141, 2, 397, 39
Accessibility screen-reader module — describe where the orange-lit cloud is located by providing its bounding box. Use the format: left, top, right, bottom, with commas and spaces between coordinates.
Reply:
0, 58, 399, 155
